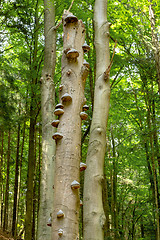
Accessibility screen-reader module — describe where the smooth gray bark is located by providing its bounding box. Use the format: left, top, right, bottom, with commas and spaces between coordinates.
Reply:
37, 0, 56, 239
83, 0, 110, 239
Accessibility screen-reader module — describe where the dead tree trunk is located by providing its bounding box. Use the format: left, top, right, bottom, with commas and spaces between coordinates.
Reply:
83, 0, 111, 239
51, 11, 88, 240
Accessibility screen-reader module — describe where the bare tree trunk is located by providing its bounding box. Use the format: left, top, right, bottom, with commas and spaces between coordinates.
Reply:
3, 129, 11, 231
0, 131, 4, 227
12, 121, 21, 238
83, 0, 110, 239
37, 0, 56, 239
51, 11, 88, 240
148, 1, 160, 93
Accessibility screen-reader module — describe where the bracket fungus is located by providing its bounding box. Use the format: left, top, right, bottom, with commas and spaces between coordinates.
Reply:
80, 162, 87, 171
61, 93, 72, 102
80, 200, 83, 206
54, 108, 64, 116
66, 49, 79, 60
83, 60, 90, 69
82, 42, 90, 53
51, 120, 60, 128
52, 133, 63, 141
64, 14, 78, 24
80, 111, 88, 120
58, 229, 63, 237
47, 217, 52, 227
71, 180, 80, 189
57, 210, 64, 218
55, 103, 64, 109
82, 104, 89, 111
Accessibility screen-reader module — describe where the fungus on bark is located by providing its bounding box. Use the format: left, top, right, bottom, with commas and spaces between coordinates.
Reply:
47, 217, 52, 227
82, 42, 90, 53
80, 200, 83, 206
61, 93, 72, 102
64, 14, 78, 24
57, 210, 64, 218
71, 180, 80, 189
59, 84, 63, 91
54, 108, 64, 116
66, 49, 79, 60
51, 120, 60, 128
52, 133, 63, 141
80, 162, 87, 171
55, 103, 64, 109
83, 60, 90, 69
82, 104, 89, 111
80, 112, 88, 120
58, 229, 63, 236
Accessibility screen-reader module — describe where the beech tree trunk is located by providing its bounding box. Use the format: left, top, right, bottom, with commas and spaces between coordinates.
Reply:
83, 0, 110, 239
51, 11, 88, 240
37, 0, 56, 239
148, 1, 160, 93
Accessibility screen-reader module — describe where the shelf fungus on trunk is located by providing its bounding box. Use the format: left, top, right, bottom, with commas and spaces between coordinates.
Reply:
47, 217, 52, 227
66, 48, 79, 60
51, 120, 60, 128
80, 200, 83, 207
83, 60, 90, 69
58, 229, 63, 237
82, 104, 89, 111
55, 103, 64, 109
80, 111, 88, 120
64, 14, 78, 24
57, 210, 64, 218
71, 180, 80, 190
61, 93, 72, 102
80, 162, 87, 171
82, 42, 90, 53
54, 108, 64, 116
52, 133, 63, 141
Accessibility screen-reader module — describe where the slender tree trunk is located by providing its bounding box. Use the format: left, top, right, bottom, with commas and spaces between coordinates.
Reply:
37, 0, 56, 239
12, 122, 20, 238
51, 11, 88, 240
83, 0, 110, 239
3, 129, 11, 231
0, 131, 4, 227
148, 1, 160, 93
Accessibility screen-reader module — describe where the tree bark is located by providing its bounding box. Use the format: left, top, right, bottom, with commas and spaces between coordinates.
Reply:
0, 131, 4, 227
148, 1, 160, 93
37, 0, 56, 239
3, 129, 11, 231
12, 122, 21, 238
51, 11, 87, 240
83, 0, 110, 239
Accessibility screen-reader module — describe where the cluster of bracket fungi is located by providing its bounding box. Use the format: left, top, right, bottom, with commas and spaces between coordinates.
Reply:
49, 13, 90, 238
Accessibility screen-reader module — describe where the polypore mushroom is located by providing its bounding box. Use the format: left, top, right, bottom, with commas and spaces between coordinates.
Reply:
55, 103, 64, 109
58, 229, 63, 236
66, 49, 79, 59
57, 210, 64, 218
64, 14, 78, 23
83, 60, 90, 69
82, 42, 90, 53
52, 133, 63, 141
51, 120, 60, 128
80, 200, 83, 206
71, 180, 80, 189
61, 93, 72, 102
80, 162, 87, 171
82, 104, 89, 111
80, 112, 88, 120
54, 108, 64, 116
59, 84, 63, 91
47, 217, 52, 227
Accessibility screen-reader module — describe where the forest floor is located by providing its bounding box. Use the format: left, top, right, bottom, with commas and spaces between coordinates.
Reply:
0, 229, 14, 240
